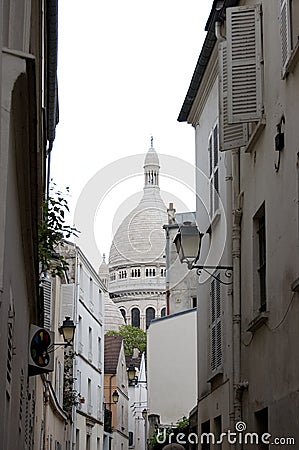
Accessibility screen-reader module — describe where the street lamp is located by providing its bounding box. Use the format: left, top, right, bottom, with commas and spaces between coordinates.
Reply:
173, 221, 203, 270
48, 316, 76, 352
112, 389, 119, 404
59, 316, 76, 345
127, 363, 147, 386
174, 222, 233, 285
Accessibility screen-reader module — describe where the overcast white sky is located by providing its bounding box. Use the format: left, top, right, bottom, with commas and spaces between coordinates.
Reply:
51, 0, 213, 268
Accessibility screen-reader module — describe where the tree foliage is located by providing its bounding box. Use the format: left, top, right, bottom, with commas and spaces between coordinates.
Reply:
106, 325, 146, 355
38, 183, 79, 277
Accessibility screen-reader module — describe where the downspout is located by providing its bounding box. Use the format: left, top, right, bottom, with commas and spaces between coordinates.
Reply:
164, 227, 170, 315
232, 149, 242, 441
43, 374, 50, 450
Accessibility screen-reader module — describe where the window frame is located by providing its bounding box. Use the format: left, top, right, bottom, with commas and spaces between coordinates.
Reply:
208, 123, 220, 219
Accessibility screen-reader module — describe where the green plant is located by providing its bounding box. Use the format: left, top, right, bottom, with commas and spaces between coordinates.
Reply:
63, 350, 79, 411
106, 325, 147, 355
176, 415, 189, 429
38, 183, 79, 277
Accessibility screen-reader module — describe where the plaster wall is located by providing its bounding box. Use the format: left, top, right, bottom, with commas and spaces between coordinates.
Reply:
147, 309, 197, 425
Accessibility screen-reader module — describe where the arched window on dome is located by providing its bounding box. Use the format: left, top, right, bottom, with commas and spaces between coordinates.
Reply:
131, 308, 140, 328
131, 268, 141, 278
146, 307, 156, 329
161, 307, 166, 317
120, 308, 127, 323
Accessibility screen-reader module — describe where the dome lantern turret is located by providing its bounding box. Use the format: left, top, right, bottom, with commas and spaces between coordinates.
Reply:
144, 137, 160, 188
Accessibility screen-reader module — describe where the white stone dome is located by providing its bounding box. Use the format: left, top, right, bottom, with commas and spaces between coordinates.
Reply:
109, 146, 167, 267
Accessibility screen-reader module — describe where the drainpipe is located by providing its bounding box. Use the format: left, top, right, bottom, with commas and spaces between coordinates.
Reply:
43, 375, 50, 450
232, 149, 242, 442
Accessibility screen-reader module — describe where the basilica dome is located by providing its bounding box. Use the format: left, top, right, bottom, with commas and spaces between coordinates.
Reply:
109, 146, 167, 267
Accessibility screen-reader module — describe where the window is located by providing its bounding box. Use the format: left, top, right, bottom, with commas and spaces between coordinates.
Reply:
131, 308, 140, 328
161, 307, 166, 317
210, 276, 222, 372
120, 308, 127, 323
192, 297, 197, 308
86, 435, 90, 450
129, 432, 134, 447
119, 270, 127, 279
253, 204, 266, 312
98, 337, 102, 368
88, 378, 91, 406
255, 407, 268, 449
78, 316, 83, 352
146, 307, 155, 329
131, 268, 141, 278
90, 278, 93, 302
145, 267, 156, 277
160, 268, 166, 277
214, 416, 222, 450
280, 0, 292, 75
110, 272, 116, 281
88, 327, 93, 361
77, 370, 82, 395
201, 420, 211, 450
208, 124, 219, 217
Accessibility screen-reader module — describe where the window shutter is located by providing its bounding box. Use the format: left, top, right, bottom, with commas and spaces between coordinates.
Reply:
210, 277, 222, 372
42, 279, 52, 329
227, 5, 263, 123
280, 0, 292, 74
210, 281, 216, 371
60, 283, 75, 324
219, 42, 248, 150
215, 278, 222, 368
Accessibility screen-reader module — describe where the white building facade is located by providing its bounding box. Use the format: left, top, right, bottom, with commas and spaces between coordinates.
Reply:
60, 242, 106, 450
147, 309, 197, 426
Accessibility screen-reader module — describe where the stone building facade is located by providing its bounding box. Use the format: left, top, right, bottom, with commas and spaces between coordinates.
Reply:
179, 0, 299, 445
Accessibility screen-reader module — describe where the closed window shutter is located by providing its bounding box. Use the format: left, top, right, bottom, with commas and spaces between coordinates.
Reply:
60, 283, 75, 324
210, 280, 216, 371
42, 279, 52, 329
215, 278, 222, 368
219, 42, 248, 150
210, 277, 222, 372
280, 0, 292, 74
227, 5, 263, 123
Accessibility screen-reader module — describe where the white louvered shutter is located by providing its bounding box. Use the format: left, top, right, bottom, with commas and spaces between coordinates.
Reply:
227, 5, 263, 123
219, 42, 248, 151
210, 276, 222, 372
42, 278, 52, 329
280, 0, 292, 74
60, 283, 75, 324
215, 278, 222, 368
210, 280, 216, 371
